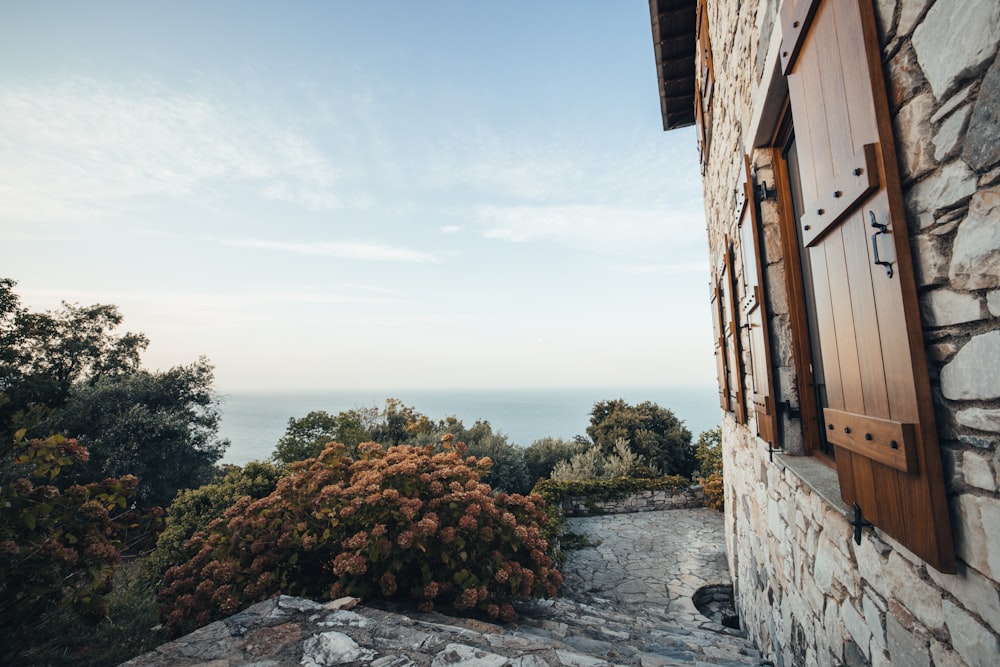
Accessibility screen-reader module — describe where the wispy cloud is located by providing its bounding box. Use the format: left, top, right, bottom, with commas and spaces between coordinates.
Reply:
475, 203, 705, 259
0, 77, 346, 221
439, 225, 463, 234
225, 239, 441, 263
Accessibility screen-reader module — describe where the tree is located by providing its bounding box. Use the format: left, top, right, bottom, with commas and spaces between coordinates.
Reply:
0, 279, 148, 439
33, 358, 228, 509
585, 399, 696, 478
273, 410, 364, 464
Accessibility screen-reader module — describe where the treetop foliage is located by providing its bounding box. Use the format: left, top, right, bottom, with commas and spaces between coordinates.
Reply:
585, 399, 696, 478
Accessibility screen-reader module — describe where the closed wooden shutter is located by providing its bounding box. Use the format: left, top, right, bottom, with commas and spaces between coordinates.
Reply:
781, 0, 954, 571
738, 157, 778, 448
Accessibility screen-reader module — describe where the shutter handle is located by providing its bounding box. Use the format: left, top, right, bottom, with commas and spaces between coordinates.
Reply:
869, 211, 894, 278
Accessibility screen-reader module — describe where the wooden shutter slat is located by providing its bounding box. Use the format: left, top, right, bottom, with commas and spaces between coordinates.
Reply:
799, 144, 879, 247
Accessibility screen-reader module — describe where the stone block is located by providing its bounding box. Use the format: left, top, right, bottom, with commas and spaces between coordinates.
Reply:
897, 0, 933, 38
862, 592, 887, 650
929, 639, 966, 667
842, 599, 872, 656
934, 103, 972, 163
953, 493, 1000, 581
888, 42, 924, 110
927, 561, 1000, 636
920, 289, 984, 327
912, 0, 1000, 99
964, 54, 1000, 171
956, 407, 1000, 434
912, 233, 949, 288
885, 551, 944, 631
886, 613, 930, 667
931, 85, 975, 124
989, 290, 1000, 316
961, 449, 998, 492
950, 188, 1000, 289
905, 160, 978, 217
874, 0, 895, 41
940, 330, 1000, 400
895, 92, 937, 181
942, 599, 1000, 667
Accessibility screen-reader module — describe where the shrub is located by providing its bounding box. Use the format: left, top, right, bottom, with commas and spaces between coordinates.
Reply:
158, 440, 562, 635
142, 460, 285, 585
522, 437, 586, 486
0, 432, 147, 664
549, 439, 655, 482
694, 428, 724, 511
586, 399, 696, 477
700, 470, 725, 511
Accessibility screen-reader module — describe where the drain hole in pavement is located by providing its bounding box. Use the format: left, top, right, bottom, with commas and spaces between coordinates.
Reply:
693, 584, 740, 630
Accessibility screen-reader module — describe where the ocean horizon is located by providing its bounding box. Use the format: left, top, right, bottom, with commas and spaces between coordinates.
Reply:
217, 386, 721, 466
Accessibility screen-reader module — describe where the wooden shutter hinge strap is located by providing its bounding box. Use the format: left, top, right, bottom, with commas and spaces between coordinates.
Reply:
852, 502, 874, 545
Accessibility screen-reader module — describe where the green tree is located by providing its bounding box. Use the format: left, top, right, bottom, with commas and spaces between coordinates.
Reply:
0, 279, 148, 440
695, 427, 723, 477
586, 399, 696, 478
523, 437, 586, 485
459, 421, 530, 494
272, 410, 371, 463
33, 358, 228, 509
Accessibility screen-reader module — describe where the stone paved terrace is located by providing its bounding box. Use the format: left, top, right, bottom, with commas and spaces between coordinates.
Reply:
121, 508, 766, 666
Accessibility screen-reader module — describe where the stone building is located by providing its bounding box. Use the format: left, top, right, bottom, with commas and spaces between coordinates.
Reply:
649, 0, 1000, 665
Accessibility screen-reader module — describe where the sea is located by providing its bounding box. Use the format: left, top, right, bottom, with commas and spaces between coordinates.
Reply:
217, 386, 721, 466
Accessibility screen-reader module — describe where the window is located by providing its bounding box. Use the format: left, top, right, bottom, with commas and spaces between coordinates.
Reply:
694, 0, 715, 170
762, 0, 955, 572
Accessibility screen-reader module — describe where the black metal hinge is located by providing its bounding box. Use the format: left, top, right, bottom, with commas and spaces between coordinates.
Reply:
852, 503, 874, 545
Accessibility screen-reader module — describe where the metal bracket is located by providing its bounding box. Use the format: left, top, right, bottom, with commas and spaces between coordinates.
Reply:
779, 400, 801, 420
852, 503, 874, 545
768, 443, 782, 463
755, 181, 778, 202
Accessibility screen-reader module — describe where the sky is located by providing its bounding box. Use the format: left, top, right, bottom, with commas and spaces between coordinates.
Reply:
0, 1, 712, 392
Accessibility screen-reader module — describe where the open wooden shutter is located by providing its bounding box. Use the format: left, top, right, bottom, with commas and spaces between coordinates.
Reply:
738, 157, 779, 448
711, 271, 731, 411
722, 242, 746, 424
781, 0, 954, 571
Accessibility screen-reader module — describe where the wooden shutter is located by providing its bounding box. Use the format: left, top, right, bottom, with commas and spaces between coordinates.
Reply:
695, 0, 714, 170
781, 0, 954, 571
722, 242, 746, 424
711, 271, 731, 411
738, 157, 779, 448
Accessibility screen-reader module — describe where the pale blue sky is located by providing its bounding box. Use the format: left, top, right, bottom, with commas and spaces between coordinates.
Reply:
1, 1, 711, 391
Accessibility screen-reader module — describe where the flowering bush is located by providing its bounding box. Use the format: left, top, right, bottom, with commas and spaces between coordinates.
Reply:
0, 432, 149, 664
699, 470, 725, 511
158, 439, 562, 635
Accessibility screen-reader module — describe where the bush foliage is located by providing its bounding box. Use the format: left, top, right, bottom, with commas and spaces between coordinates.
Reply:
695, 428, 724, 510
142, 460, 286, 585
0, 433, 153, 664
159, 439, 562, 635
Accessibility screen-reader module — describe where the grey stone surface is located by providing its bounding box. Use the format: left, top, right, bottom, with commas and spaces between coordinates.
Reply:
950, 188, 1000, 289
941, 330, 1000, 400
964, 54, 1000, 171
886, 613, 930, 667
905, 160, 977, 217
920, 289, 983, 327
956, 407, 1000, 433
933, 103, 972, 162
119, 508, 765, 666
942, 599, 1000, 667
912, 0, 1000, 99
954, 494, 1000, 582
895, 92, 937, 180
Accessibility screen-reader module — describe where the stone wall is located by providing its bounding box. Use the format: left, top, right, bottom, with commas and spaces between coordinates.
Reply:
696, 1, 1000, 665
558, 487, 707, 516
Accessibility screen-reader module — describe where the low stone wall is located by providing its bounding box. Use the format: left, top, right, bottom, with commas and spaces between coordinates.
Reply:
558, 487, 707, 516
